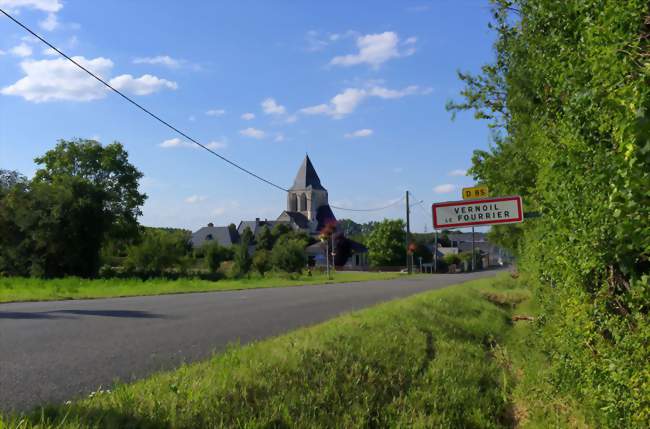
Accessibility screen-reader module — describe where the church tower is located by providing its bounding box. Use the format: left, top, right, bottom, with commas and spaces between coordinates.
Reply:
281, 155, 336, 233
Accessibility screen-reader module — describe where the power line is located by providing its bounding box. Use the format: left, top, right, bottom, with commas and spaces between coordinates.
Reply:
0, 8, 406, 213
0, 8, 288, 193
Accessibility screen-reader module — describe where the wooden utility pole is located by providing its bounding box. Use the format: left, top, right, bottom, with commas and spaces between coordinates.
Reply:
406, 190, 412, 274
434, 229, 438, 273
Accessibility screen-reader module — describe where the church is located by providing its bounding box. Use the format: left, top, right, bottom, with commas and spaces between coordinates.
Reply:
190, 155, 368, 268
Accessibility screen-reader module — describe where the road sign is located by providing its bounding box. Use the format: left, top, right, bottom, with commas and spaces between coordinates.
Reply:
432, 196, 523, 229
462, 185, 489, 200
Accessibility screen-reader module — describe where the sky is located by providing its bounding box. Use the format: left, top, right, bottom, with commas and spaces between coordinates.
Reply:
0, 0, 497, 233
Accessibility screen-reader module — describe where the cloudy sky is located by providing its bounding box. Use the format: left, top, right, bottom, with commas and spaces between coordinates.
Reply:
0, 0, 495, 232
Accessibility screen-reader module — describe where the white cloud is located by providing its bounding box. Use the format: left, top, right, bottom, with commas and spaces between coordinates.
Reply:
206, 140, 227, 150
299, 85, 428, 119
393, 167, 403, 173
449, 169, 467, 177
434, 184, 456, 194
330, 31, 415, 68
285, 114, 298, 123
205, 109, 226, 117
10, 43, 32, 57
0, 0, 62, 12
261, 97, 286, 115
133, 55, 181, 68
159, 138, 188, 148
188, 115, 196, 122
1, 56, 177, 102
344, 129, 373, 138
2, 56, 111, 102
212, 207, 226, 215
39, 12, 59, 31
42, 47, 58, 56
241, 112, 255, 120
274, 133, 285, 142
240, 127, 265, 139
109, 74, 177, 95
185, 195, 207, 204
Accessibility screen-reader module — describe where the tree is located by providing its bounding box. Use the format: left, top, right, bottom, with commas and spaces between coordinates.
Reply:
33, 139, 146, 242
252, 249, 272, 276
204, 242, 225, 274
271, 239, 305, 273
366, 219, 406, 267
256, 226, 273, 250
232, 227, 253, 277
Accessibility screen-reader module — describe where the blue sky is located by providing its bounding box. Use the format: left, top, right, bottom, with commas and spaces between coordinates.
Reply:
0, 0, 496, 232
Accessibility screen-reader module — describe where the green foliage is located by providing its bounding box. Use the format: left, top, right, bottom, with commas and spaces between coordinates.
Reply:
366, 219, 406, 267
232, 228, 253, 277
271, 239, 306, 273
33, 139, 146, 242
0, 176, 109, 277
256, 225, 273, 250
449, 1, 650, 426
124, 229, 188, 276
443, 253, 461, 267
252, 249, 272, 276
204, 242, 225, 274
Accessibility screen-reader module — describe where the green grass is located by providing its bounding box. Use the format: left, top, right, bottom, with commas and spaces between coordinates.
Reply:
1, 274, 587, 428
0, 272, 403, 303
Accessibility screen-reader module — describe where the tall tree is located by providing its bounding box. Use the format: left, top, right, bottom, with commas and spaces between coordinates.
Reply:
366, 219, 406, 267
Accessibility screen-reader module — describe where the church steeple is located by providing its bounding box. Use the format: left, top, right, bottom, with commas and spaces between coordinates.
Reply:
290, 155, 326, 191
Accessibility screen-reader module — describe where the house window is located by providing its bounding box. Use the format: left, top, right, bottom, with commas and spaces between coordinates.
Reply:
206, 234, 213, 240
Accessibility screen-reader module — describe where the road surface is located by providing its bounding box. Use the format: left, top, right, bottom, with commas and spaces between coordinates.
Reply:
0, 270, 500, 411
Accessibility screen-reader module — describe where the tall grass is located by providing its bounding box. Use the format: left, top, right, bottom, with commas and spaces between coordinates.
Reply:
0, 272, 401, 303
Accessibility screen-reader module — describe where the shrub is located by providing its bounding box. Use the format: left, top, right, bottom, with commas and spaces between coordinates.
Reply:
204, 242, 225, 274
124, 229, 188, 276
271, 239, 306, 273
252, 249, 272, 277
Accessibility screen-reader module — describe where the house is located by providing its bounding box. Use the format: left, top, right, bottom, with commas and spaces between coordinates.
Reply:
190, 223, 239, 248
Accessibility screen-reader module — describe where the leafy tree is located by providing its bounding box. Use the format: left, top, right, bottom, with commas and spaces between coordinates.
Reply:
366, 219, 406, 267
271, 223, 292, 238
271, 239, 305, 273
204, 242, 225, 274
33, 139, 146, 242
256, 226, 273, 250
252, 249, 272, 276
232, 227, 253, 277
337, 219, 362, 236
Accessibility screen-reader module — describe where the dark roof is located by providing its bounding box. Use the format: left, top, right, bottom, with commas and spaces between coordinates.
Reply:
191, 226, 239, 247
447, 232, 487, 243
277, 211, 310, 229
290, 155, 326, 191
316, 204, 337, 231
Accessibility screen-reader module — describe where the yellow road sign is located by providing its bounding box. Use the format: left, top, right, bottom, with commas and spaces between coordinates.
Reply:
462, 185, 489, 200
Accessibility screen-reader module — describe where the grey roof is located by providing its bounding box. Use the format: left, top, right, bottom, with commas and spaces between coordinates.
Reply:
290, 155, 326, 191
447, 232, 487, 243
237, 219, 285, 237
277, 211, 310, 229
191, 226, 239, 248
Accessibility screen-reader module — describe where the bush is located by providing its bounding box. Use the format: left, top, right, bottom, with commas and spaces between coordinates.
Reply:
252, 249, 272, 277
124, 230, 188, 276
204, 242, 225, 274
271, 239, 306, 273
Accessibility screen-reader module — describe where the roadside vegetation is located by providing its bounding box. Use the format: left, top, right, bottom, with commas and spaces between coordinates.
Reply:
1, 274, 588, 429
0, 272, 401, 303
447, 1, 650, 427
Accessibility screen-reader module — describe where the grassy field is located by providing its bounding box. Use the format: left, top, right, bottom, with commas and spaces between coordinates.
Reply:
0, 272, 403, 303
1, 274, 586, 428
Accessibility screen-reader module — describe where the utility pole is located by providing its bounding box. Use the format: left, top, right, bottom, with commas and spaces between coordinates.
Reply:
405, 190, 411, 274
471, 226, 476, 271
434, 229, 438, 273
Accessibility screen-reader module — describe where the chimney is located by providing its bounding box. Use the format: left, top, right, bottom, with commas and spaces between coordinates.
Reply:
208, 222, 214, 227
255, 217, 260, 222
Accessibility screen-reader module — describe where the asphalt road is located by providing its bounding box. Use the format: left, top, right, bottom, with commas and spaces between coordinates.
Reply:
0, 270, 500, 412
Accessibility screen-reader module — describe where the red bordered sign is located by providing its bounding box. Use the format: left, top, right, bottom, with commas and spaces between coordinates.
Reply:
432, 196, 523, 229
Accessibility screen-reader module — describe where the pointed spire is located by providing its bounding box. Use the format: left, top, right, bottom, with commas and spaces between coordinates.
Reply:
290, 154, 325, 190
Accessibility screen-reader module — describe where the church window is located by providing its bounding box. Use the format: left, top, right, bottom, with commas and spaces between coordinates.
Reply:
289, 193, 297, 211
299, 193, 307, 211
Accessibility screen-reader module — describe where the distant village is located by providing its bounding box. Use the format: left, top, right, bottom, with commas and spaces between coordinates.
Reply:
189, 156, 509, 271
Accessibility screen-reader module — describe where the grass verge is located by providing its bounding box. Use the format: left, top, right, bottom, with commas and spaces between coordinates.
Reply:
1, 274, 587, 428
0, 272, 403, 303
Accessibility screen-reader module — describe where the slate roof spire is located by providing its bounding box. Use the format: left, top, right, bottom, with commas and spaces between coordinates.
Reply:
290, 154, 325, 190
